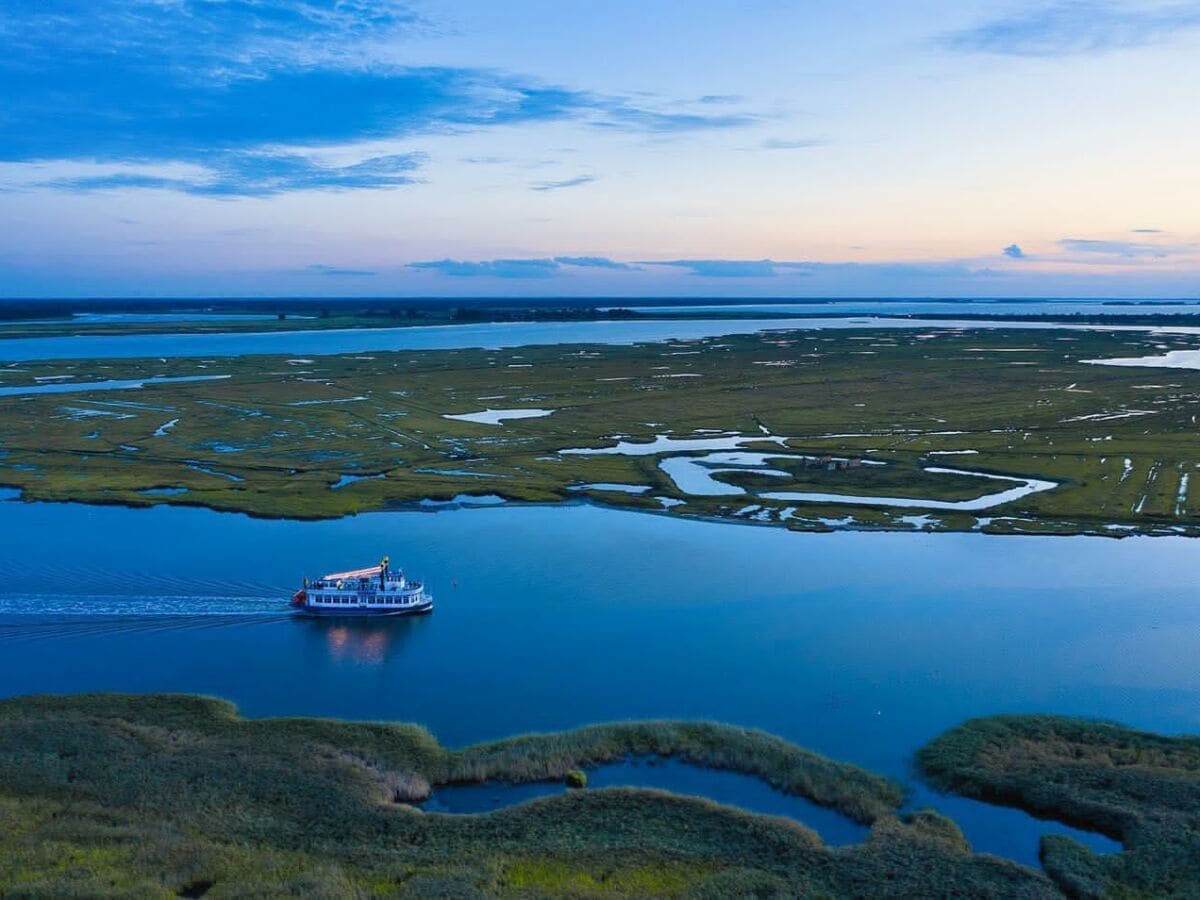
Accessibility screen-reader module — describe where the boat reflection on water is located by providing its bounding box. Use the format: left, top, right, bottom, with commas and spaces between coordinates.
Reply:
295, 614, 429, 666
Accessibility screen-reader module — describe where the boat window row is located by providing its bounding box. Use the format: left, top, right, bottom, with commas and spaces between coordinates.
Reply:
312, 595, 421, 605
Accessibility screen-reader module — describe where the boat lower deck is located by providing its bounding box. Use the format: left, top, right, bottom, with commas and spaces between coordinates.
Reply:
295, 600, 433, 618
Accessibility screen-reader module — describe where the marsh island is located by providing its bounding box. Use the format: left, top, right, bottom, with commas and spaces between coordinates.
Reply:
4, 323, 1200, 535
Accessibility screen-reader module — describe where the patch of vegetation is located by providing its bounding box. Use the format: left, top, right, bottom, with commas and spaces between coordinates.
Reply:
0, 693, 1071, 897
918, 714, 1200, 898
4, 324, 1200, 535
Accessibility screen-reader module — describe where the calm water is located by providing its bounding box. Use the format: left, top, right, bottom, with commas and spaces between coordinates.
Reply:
0, 312, 1192, 362
0, 496, 1185, 863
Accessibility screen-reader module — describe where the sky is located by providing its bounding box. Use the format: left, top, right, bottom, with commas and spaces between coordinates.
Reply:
1, 1, 1198, 299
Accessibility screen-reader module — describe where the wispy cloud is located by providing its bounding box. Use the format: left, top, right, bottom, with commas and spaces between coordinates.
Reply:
531, 175, 596, 192
647, 259, 786, 278
40, 153, 425, 197
594, 108, 757, 133
1003, 243, 1026, 259
758, 138, 826, 151
1132, 227, 1163, 233
1, 1, 758, 197
408, 258, 561, 278
554, 256, 636, 270
401, 256, 1048, 292
409, 256, 637, 278
307, 264, 377, 277
939, 2, 1200, 57
1059, 237, 1179, 258
406, 256, 1000, 282
642, 259, 998, 280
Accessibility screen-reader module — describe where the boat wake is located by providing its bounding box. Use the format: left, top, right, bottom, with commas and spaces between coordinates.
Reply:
0, 593, 285, 617
0, 592, 291, 642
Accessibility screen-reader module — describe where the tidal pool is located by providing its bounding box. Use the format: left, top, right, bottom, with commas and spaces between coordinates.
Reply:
761, 466, 1058, 510
1085, 349, 1200, 370
567, 439, 1058, 509
422, 756, 1116, 857
567, 483, 652, 494
443, 407, 556, 425
0, 497, 1188, 866
424, 757, 871, 847
561, 433, 788, 457
415, 493, 507, 508
331, 473, 386, 490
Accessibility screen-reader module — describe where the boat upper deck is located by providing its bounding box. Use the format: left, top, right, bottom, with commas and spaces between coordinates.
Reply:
322, 565, 395, 581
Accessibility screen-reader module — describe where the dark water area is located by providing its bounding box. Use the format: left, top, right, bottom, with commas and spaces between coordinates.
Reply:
0, 497, 1181, 865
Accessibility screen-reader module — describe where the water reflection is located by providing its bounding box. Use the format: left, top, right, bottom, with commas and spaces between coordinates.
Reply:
297, 615, 429, 666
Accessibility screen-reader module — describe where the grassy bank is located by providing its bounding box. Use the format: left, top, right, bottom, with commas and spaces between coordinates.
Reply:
4, 324, 1200, 535
0, 693, 1066, 897
918, 714, 1200, 897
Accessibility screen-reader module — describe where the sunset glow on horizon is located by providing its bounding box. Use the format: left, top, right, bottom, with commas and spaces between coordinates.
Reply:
2, 1, 1198, 298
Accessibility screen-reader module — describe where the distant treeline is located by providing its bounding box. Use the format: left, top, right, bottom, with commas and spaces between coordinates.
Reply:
901, 311, 1200, 326
4, 297, 1199, 326
0, 297, 645, 322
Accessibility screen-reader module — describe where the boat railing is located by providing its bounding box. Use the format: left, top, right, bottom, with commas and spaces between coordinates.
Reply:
311, 577, 413, 589
310, 583, 423, 595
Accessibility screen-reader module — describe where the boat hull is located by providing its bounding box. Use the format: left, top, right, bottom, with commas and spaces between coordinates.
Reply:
293, 601, 433, 618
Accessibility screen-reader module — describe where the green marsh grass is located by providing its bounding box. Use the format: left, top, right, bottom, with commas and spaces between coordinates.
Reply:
0, 692, 1079, 897
5, 325, 1200, 535
918, 714, 1200, 897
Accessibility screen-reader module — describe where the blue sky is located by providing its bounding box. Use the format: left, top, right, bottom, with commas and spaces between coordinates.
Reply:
1, 1, 1198, 298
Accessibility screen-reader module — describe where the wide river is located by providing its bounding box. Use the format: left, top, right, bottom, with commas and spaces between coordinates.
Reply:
1, 494, 1194, 865
2, 308, 1199, 362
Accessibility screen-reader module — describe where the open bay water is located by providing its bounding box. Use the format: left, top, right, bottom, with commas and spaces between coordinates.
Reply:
2, 307, 1200, 362
0, 496, 1189, 865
